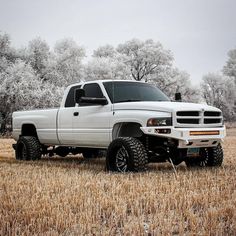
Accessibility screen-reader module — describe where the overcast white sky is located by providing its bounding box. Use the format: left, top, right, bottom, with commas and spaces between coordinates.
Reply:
0, 0, 236, 85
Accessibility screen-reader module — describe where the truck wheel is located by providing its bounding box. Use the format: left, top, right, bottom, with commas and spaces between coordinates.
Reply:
106, 137, 148, 172
82, 149, 99, 159
16, 136, 42, 161
185, 144, 223, 167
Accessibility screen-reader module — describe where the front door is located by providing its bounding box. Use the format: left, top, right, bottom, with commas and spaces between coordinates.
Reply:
72, 83, 112, 148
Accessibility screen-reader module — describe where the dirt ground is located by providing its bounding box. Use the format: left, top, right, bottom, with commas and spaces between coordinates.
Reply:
0, 129, 236, 235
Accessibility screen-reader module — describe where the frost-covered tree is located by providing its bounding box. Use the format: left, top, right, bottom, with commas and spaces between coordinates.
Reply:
0, 32, 18, 74
0, 32, 16, 62
150, 68, 199, 102
0, 33, 11, 56
201, 73, 236, 121
117, 39, 173, 81
0, 59, 63, 126
28, 37, 50, 79
0, 111, 5, 133
223, 47, 236, 115
88, 39, 198, 102
45, 38, 85, 86
93, 44, 116, 58
0, 59, 40, 124
85, 56, 130, 81
0, 56, 9, 77
171, 69, 200, 103
223, 48, 236, 83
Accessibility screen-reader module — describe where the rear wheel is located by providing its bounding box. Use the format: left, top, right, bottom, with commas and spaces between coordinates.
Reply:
106, 137, 148, 172
185, 144, 223, 167
16, 136, 42, 160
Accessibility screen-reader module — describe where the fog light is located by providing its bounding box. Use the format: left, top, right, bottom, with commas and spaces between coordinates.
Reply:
155, 128, 171, 134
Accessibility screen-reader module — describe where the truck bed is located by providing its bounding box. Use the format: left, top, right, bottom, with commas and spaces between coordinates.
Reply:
13, 109, 60, 145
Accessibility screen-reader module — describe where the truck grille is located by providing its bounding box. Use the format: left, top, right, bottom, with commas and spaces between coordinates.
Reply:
177, 119, 199, 124
176, 111, 199, 116
175, 110, 222, 127
204, 111, 221, 116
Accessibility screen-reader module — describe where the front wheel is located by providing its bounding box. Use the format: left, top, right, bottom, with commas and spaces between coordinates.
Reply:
185, 144, 223, 167
106, 137, 148, 172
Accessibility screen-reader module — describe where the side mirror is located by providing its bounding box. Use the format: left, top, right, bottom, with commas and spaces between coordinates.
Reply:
175, 92, 182, 102
75, 88, 85, 104
75, 88, 108, 105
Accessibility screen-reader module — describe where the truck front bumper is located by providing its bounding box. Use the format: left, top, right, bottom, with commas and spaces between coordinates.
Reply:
140, 126, 226, 148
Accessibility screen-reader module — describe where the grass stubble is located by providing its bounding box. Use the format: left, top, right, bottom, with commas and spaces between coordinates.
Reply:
0, 130, 236, 235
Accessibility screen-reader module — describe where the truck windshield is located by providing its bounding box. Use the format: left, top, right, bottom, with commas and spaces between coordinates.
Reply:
103, 81, 170, 103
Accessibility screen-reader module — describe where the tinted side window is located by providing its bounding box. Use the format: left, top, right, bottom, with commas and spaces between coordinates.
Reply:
65, 85, 81, 107
83, 83, 103, 98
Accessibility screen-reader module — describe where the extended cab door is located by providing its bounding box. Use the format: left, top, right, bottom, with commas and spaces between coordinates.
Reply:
73, 83, 112, 147
57, 85, 82, 145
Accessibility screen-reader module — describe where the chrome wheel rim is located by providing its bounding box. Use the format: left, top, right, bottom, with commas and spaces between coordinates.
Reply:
116, 146, 129, 172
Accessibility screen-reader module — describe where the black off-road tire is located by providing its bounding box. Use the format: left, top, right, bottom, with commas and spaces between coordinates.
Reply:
16, 136, 42, 161
106, 137, 148, 172
185, 144, 223, 167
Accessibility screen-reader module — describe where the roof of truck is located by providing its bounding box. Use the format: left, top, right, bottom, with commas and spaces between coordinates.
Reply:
68, 79, 145, 88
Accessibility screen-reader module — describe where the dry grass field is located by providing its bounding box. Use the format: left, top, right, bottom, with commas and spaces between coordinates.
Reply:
0, 130, 236, 235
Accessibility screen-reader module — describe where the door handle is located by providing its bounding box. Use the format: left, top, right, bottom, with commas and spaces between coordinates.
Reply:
73, 112, 79, 116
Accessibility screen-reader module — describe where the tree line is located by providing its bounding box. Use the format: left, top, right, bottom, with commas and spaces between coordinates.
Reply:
0, 32, 235, 132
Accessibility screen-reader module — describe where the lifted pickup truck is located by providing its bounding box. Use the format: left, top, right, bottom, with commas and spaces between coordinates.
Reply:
12, 80, 226, 172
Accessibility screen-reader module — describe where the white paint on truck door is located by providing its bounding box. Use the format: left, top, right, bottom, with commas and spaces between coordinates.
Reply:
57, 85, 81, 145
72, 83, 112, 147
57, 107, 74, 145
58, 83, 112, 147
72, 104, 112, 147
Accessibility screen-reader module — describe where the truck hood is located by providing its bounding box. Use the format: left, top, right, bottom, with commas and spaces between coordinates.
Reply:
114, 101, 221, 113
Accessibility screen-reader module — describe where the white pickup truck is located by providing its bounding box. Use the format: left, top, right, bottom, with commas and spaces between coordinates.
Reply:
12, 80, 226, 172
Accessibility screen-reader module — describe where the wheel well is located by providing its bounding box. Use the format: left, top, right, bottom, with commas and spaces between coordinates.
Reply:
112, 122, 143, 140
21, 124, 38, 138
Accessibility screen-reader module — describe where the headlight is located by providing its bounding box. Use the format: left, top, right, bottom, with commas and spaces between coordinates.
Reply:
147, 117, 172, 126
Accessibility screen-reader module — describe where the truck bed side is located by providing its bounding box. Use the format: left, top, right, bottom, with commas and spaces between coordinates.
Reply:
12, 109, 60, 145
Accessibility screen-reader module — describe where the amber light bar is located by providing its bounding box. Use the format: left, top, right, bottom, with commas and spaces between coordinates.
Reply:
190, 130, 220, 136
